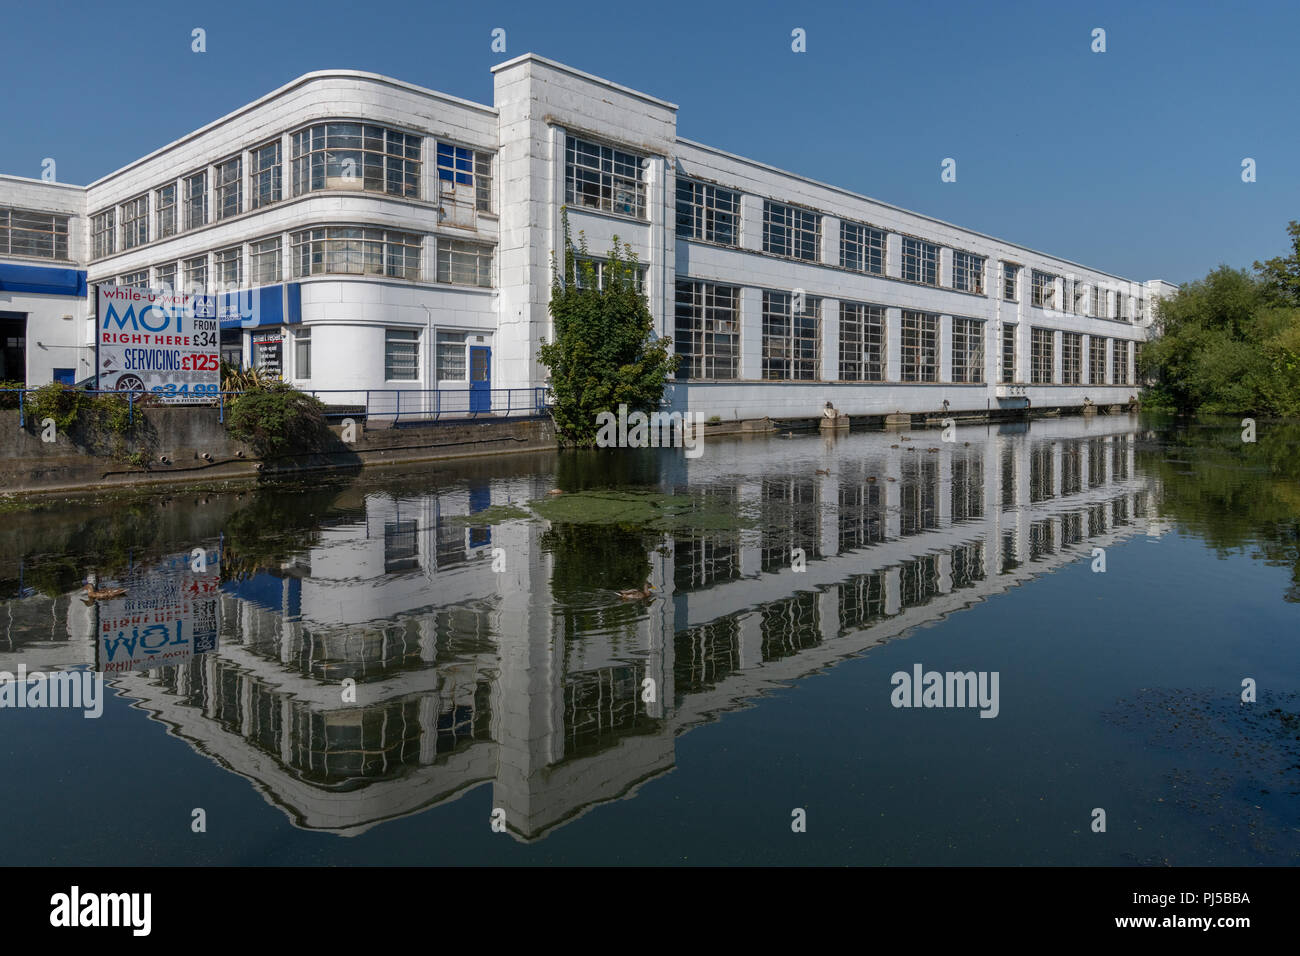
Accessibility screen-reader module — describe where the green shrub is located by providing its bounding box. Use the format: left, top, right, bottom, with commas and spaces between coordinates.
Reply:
0, 380, 24, 410
225, 382, 327, 456
25, 383, 134, 436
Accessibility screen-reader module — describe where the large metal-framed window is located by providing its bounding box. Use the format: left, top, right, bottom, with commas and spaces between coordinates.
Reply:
291, 227, 421, 280
436, 239, 493, 287
155, 184, 177, 239
900, 237, 938, 285
1003, 263, 1020, 301
839, 220, 886, 275
762, 290, 821, 380
676, 179, 739, 246
384, 328, 420, 381
183, 255, 208, 295
214, 157, 241, 221
1089, 336, 1107, 384
1091, 285, 1108, 318
119, 195, 148, 250
214, 246, 241, 291
1061, 331, 1082, 384
900, 310, 938, 382
116, 270, 148, 288
250, 141, 281, 210
292, 123, 421, 199
250, 237, 282, 286
91, 209, 115, 259
763, 201, 820, 261
573, 256, 645, 292
1113, 339, 1130, 385
1031, 327, 1054, 384
1031, 270, 1055, 308
675, 280, 740, 380
1001, 324, 1017, 382
154, 262, 177, 292
564, 136, 645, 219
436, 143, 493, 213
183, 171, 207, 230
951, 317, 985, 383
838, 302, 885, 382
952, 251, 985, 294
0, 207, 70, 260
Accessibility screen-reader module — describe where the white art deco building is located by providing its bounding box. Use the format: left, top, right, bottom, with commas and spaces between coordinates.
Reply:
0, 54, 1176, 419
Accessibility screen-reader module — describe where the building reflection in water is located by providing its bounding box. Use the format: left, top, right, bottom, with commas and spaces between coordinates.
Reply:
4, 417, 1166, 840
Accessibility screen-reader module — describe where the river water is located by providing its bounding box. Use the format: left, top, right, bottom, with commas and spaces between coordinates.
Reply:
2, 414, 1297, 865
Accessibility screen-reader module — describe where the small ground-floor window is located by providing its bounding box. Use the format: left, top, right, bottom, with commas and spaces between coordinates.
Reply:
386, 328, 420, 381
436, 330, 468, 381
294, 327, 311, 380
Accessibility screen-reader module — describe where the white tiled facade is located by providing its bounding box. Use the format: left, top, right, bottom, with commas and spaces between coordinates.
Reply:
0, 54, 1176, 417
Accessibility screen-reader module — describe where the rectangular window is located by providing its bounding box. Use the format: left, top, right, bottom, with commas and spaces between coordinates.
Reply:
675, 280, 739, 380
564, 136, 645, 219
184, 255, 208, 294
900, 237, 939, 286
573, 256, 645, 292
183, 171, 207, 230
475, 151, 492, 212
292, 123, 421, 198
1113, 339, 1130, 385
1031, 327, 1054, 384
117, 270, 148, 288
952, 251, 985, 294
763, 201, 820, 261
1001, 324, 1017, 383
900, 310, 938, 382
155, 184, 177, 239
436, 330, 469, 381
91, 209, 115, 259
676, 179, 739, 245
291, 227, 421, 280
120, 195, 148, 250
838, 302, 885, 382
250, 237, 281, 285
1089, 336, 1107, 384
214, 157, 241, 221
385, 328, 420, 381
1061, 331, 1082, 384
154, 262, 177, 292
762, 291, 821, 380
294, 328, 311, 379
0, 208, 70, 260
250, 141, 281, 210
951, 317, 985, 383
1091, 285, 1108, 319
214, 246, 241, 290
839, 220, 886, 275
1003, 263, 1020, 301
1031, 270, 1055, 308
437, 239, 493, 287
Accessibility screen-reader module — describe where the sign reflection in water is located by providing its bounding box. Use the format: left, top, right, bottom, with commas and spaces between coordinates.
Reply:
102, 417, 1162, 840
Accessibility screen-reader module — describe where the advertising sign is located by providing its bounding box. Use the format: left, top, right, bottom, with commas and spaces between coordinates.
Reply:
95, 548, 221, 675
96, 286, 220, 403
251, 330, 283, 379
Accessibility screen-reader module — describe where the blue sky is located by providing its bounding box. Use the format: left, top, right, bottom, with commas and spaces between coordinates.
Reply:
2, 0, 1295, 283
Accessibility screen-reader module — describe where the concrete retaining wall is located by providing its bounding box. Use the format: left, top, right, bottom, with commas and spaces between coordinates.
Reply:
0, 407, 556, 496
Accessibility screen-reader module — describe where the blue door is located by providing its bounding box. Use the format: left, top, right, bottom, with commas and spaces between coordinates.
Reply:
469, 346, 491, 413
53, 368, 75, 386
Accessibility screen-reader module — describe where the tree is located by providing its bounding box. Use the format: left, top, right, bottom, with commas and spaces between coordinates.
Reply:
1139, 224, 1300, 416
538, 210, 678, 446
1254, 219, 1300, 307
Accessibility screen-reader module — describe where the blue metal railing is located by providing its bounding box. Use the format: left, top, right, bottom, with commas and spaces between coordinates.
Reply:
302, 387, 549, 424
1, 386, 551, 429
